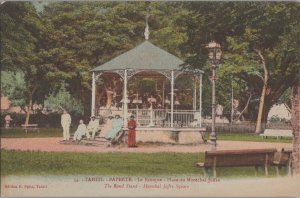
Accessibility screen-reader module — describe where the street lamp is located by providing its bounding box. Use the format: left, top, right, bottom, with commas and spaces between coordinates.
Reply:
207, 41, 222, 150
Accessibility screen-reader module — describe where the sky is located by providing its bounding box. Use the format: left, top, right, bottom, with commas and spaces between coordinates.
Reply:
32, 1, 49, 12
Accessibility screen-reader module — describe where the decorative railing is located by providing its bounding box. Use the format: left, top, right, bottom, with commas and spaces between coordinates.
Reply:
129, 109, 166, 127
98, 107, 201, 127
130, 109, 201, 127
98, 107, 293, 133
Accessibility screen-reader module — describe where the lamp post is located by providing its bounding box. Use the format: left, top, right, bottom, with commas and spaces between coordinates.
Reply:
207, 41, 222, 150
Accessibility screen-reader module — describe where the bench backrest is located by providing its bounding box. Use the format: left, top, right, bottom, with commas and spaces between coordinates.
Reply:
21, 124, 38, 127
273, 148, 292, 166
263, 129, 293, 136
204, 148, 277, 167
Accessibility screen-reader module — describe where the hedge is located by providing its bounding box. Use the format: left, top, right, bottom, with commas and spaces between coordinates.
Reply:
0, 112, 86, 128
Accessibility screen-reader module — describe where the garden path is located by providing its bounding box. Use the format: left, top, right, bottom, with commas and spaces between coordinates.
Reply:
1, 137, 292, 153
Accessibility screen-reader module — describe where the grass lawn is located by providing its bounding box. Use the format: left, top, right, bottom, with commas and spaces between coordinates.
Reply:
1, 150, 286, 177
1, 128, 292, 143
216, 132, 292, 143
0, 128, 67, 138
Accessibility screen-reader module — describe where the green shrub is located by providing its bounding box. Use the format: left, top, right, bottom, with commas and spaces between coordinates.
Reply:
0, 112, 83, 128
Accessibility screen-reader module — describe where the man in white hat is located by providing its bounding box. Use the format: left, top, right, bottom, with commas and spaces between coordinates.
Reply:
87, 115, 100, 139
61, 110, 71, 141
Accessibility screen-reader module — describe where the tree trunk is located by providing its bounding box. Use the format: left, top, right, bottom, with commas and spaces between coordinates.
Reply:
261, 101, 272, 131
255, 85, 267, 133
20, 106, 27, 114
237, 93, 252, 121
292, 79, 300, 174
25, 93, 33, 126
255, 49, 268, 134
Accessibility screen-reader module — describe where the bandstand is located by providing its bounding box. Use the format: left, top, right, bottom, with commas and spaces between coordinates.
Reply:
91, 40, 206, 144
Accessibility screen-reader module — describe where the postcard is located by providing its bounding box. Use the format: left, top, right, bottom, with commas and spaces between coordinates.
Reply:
1, 1, 300, 197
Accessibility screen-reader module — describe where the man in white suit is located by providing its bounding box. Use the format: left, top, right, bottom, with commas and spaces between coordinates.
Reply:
87, 116, 100, 139
73, 120, 87, 141
61, 110, 71, 141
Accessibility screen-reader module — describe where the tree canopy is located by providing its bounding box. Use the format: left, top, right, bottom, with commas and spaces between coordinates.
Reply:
1, 1, 299, 126
180, 2, 300, 122
1, 2, 50, 124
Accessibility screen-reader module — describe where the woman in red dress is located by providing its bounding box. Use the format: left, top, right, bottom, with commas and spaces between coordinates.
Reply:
127, 115, 137, 147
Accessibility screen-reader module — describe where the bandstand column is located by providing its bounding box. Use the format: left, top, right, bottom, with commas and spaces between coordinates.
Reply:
91, 72, 96, 116
193, 76, 197, 110
199, 73, 203, 127
162, 79, 165, 108
123, 69, 128, 124
171, 71, 174, 127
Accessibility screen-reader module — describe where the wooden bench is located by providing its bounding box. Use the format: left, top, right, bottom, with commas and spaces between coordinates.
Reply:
260, 129, 293, 139
63, 124, 124, 146
85, 128, 125, 146
196, 148, 277, 177
272, 148, 293, 176
21, 124, 39, 133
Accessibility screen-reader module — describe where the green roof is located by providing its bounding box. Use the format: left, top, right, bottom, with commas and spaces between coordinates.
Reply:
92, 41, 186, 71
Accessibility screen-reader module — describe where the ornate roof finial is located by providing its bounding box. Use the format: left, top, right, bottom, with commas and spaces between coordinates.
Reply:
144, 14, 150, 40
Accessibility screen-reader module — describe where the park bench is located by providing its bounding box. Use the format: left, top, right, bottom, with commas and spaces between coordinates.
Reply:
62, 125, 125, 146
272, 148, 293, 176
79, 128, 126, 146
196, 148, 277, 177
21, 124, 39, 133
260, 129, 293, 139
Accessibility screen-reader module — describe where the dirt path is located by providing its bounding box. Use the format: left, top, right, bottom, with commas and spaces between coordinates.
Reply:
1, 137, 292, 153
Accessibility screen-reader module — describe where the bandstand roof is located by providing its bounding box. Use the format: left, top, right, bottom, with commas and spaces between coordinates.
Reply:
92, 41, 195, 72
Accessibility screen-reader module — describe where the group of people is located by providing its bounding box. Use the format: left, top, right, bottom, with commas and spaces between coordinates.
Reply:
102, 87, 166, 110
60, 110, 100, 142
72, 115, 100, 141
103, 115, 123, 140
61, 110, 137, 147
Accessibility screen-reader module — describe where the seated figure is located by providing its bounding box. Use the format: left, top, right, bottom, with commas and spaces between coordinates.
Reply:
105, 115, 123, 140
99, 116, 113, 138
87, 116, 100, 139
189, 119, 199, 128
73, 120, 87, 141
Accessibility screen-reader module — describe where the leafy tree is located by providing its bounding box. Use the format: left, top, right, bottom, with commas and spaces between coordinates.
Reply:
40, 1, 190, 114
3, 1, 298, 133
147, 2, 189, 58
1, 2, 85, 124
278, 88, 292, 112
1, 2, 48, 125
44, 84, 84, 115
221, 3, 300, 133
180, 2, 300, 132
1, 71, 27, 111
40, 2, 147, 114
